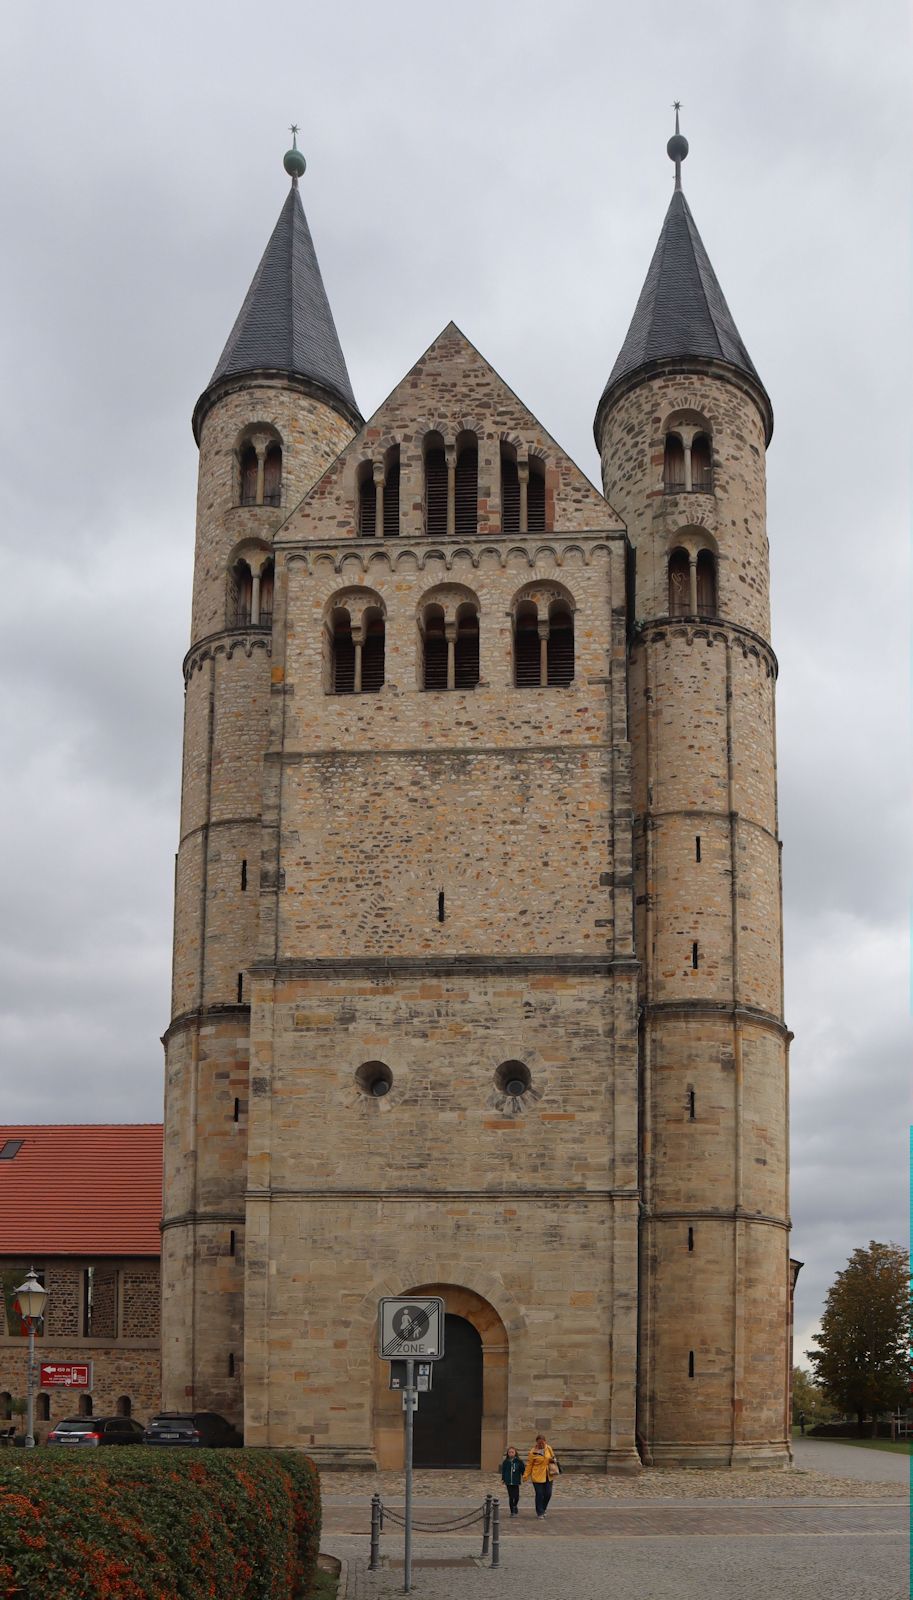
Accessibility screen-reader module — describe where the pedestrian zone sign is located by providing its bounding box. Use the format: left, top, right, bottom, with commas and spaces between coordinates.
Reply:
377, 1296, 445, 1360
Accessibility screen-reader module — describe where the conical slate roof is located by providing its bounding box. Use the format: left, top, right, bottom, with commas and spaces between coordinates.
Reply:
598, 188, 770, 432
206, 183, 359, 418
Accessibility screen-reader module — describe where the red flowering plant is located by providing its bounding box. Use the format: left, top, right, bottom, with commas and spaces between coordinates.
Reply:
0, 1448, 321, 1600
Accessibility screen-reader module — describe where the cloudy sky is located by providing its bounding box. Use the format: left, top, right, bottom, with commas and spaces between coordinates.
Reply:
0, 0, 908, 1366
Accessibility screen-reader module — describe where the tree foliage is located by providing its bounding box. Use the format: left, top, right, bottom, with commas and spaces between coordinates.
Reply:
791, 1366, 835, 1425
808, 1241, 911, 1427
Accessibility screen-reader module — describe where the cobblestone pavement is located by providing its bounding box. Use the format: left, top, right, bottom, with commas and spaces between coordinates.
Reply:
321, 1462, 901, 1504
791, 1436, 910, 1485
326, 1500, 908, 1600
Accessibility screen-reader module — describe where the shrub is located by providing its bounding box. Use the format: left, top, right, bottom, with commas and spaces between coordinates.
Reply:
0, 1447, 320, 1599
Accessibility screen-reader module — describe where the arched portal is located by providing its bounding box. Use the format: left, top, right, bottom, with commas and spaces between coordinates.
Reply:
374, 1283, 508, 1469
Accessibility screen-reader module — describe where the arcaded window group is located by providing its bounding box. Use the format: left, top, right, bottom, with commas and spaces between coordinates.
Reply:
356, 438, 548, 538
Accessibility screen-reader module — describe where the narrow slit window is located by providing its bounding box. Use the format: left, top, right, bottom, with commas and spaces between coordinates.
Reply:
688, 1351, 695, 1378
692, 942, 699, 969
228, 1353, 235, 1377
229, 1230, 236, 1256
240, 860, 247, 892
688, 1088, 696, 1120
688, 1227, 694, 1252
695, 837, 701, 863
237, 973, 244, 1003
437, 890, 445, 923
232, 1098, 240, 1123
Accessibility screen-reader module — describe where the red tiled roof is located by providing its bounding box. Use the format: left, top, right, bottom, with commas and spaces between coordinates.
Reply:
0, 1126, 163, 1257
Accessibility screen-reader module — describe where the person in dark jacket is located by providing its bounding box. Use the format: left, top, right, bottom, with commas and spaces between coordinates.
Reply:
500, 1445, 523, 1514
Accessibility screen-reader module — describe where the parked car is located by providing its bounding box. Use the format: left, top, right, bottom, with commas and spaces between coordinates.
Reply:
142, 1412, 242, 1447
47, 1416, 146, 1447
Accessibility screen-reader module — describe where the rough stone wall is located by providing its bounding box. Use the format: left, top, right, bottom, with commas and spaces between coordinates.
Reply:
599, 366, 789, 1466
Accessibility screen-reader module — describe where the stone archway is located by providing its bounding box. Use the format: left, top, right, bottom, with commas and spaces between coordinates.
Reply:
374, 1283, 509, 1470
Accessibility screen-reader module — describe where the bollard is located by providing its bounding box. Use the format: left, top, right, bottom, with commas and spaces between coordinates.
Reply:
369, 1494, 381, 1570
491, 1497, 500, 1569
481, 1493, 492, 1557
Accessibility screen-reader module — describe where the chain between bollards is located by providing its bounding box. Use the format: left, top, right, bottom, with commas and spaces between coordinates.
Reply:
491, 1496, 501, 1568
369, 1493, 381, 1570
481, 1493, 492, 1556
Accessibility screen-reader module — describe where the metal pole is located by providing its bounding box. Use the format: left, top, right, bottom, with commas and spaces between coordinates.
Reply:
481, 1493, 492, 1556
403, 1356, 414, 1594
369, 1494, 381, 1569
24, 1321, 35, 1450
491, 1497, 500, 1569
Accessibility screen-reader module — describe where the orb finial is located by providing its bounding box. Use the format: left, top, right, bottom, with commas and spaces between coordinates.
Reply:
667, 101, 689, 190
283, 124, 307, 186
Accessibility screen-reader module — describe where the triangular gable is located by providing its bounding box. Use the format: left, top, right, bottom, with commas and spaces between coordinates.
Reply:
280, 322, 624, 540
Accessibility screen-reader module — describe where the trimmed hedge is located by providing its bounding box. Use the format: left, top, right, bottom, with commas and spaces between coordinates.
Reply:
0, 1447, 320, 1600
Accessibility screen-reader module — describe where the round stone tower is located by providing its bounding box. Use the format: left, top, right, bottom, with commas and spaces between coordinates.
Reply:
161, 139, 361, 1420
594, 122, 791, 1467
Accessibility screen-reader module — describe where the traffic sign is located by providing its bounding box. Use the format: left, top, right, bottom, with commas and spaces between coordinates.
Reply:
378, 1296, 445, 1359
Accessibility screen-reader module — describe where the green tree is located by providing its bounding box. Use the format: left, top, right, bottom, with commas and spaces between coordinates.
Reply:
791, 1366, 835, 1427
808, 1241, 912, 1434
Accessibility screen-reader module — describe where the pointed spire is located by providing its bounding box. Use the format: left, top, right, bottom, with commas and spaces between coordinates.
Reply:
194, 138, 361, 439
595, 116, 772, 443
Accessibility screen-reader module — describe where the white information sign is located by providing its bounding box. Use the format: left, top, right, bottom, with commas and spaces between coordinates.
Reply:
377, 1296, 445, 1360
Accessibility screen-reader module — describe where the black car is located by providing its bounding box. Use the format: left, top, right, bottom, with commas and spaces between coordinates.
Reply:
143, 1411, 242, 1447
47, 1416, 146, 1447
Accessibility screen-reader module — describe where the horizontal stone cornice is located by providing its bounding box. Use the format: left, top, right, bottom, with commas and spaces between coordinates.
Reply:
642, 1000, 789, 1037
161, 1210, 246, 1231
249, 954, 640, 980
632, 616, 777, 677
278, 531, 627, 575
265, 740, 620, 764
162, 1003, 250, 1046
245, 1187, 641, 1203
646, 1208, 789, 1230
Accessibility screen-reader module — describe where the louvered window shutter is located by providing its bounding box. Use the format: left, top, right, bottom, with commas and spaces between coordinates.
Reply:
455, 447, 478, 536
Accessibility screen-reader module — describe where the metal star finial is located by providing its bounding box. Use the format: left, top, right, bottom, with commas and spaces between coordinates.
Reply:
667, 102, 689, 190
290, 124, 299, 142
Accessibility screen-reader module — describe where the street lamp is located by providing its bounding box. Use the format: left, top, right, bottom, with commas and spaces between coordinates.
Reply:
14, 1269, 48, 1449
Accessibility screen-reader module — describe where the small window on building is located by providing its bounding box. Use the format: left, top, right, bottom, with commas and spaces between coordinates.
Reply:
78, 1394, 93, 1417
422, 605, 448, 691
0, 1140, 22, 1160
361, 610, 386, 694
239, 445, 258, 506
36, 1394, 50, 1421
454, 604, 480, 689
696, 550, 716, 616
0, 1393, 11, 1420
263, 444, 282, 507
424, 436, 448, 537
358, 464, 377, 537
664, 433, 685, 492
331, 609, 356, 694
527, 459, 546, 532
229, 559, 253, 627
546, 601, 574, 686
116, 1396, 131, 1418
501, 448, 520, 534
514, 602, 541, 687
383, 449, 401, 537
455, 439, 478, 537
691, 433, 712, 492
668, 549, 690, 617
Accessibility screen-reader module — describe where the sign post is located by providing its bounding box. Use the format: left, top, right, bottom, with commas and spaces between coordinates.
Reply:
377, 1297, 445, 1594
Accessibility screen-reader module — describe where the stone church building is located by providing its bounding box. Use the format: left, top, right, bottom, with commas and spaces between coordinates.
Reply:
162, 124, 791, 1471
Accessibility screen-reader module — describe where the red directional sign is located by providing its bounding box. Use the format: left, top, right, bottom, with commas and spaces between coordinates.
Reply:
39, 1362, 92, 1389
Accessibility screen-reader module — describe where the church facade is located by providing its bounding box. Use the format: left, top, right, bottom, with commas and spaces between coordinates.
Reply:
161, 127, 791, 1470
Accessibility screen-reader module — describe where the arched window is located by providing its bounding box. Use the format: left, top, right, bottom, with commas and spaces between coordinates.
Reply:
116, 1396, 131, 1418
361, 609, 385, 693
691, 434, 712, 493
514, 602, 541, 687
331, 609, 356, 694
668, 548, 691, 616
696, 550, 716, 615
263, 444, 282, 507
547, 601, 574, 685
259, 559, 274, 628
424, 435, 448, 537
358, 464, 377, 537
240, 446, 258, 506
383, 449, 401, 537
454, 604, 480, 689
422, 605, 448, 691
527, 460, 546, 532
455, 439, 478, 537
229, 559, 253, 627
501, 448, 520, 534
36, 1394, 50, 1421
664, 433, 686, 493
78, 1394, 93, 1418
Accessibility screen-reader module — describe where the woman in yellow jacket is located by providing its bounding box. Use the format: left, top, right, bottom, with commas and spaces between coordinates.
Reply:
522, 1434, 558, 1518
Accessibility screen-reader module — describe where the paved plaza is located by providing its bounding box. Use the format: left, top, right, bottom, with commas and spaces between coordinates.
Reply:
321, 1443, 909, 1600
